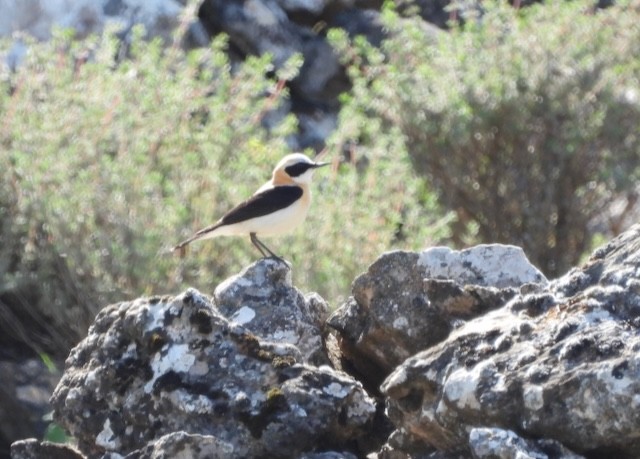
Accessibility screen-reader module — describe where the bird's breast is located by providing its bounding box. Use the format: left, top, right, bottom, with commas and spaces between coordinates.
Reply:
253, 188, 311, 236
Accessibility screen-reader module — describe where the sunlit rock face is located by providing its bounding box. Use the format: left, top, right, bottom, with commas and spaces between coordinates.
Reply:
49, 261, 375, 459
214, 257, 330, 365
328, 244, 547, 389
381, 225, 640, 458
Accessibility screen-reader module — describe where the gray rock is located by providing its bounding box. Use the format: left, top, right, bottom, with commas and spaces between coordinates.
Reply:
382, 224, 640, 457
116, 431, 234, 459
99, 431, 363, 459
469, 428, 585, 459
196, 0, 349, 150
198, 0, 345, 103
1, 359, 61, 456
368, 427, 466, 459
329, 9, 386, 47
0, 0, 185, 41
296, 109, 340, 150
396, 0, 483, 29
214, 258, 329, 365
50, 285, 375, 458
419, 245, 547, 289
300, 452, 358, 459
10, 438, 84, 459
276, 0, 332, 15
328, 245, 545, 389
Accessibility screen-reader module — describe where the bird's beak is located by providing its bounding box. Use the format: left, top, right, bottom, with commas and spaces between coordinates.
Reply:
313, 161, 330, 168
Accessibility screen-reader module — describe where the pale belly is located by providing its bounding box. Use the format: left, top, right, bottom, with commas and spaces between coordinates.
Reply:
214, 198, 310, 237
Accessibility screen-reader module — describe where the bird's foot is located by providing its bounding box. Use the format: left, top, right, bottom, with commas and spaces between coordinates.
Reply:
264, 254, 291, 268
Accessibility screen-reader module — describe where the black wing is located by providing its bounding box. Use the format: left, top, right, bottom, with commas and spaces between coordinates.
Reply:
220, 185, 303, 225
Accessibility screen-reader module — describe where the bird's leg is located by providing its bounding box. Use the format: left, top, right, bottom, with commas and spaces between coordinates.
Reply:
253, 234, 279, 258
250, 232, 269, 257
250, 232, 284, 261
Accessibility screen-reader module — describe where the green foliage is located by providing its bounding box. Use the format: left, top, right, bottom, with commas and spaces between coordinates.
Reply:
0, 27, 446, 356
39, 352, 58, 373
43, 421, 69, 444
332, 0, 640, 276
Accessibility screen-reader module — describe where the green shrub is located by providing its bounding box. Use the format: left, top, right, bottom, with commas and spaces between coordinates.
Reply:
331, 0, 640, 277
0, 27, 446, 356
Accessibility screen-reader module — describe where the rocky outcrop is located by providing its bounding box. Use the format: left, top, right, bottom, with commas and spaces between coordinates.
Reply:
11, 225, 640, 459
328, 245, 547, 390
468, 427, 585, 459
213, 259, 330, 365
10, 439, 83, 459
379, 225, 640, 458
48, 260, 375, 458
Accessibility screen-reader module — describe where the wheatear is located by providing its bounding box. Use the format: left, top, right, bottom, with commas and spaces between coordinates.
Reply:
173, 153, 329, 259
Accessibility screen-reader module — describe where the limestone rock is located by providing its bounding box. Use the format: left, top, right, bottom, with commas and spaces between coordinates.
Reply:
382, 224, 640, 457
370, 427, 463, 459
418, 245, 547, 289
328, 245, 546, 389
50, 286, 375, 458
10, 439, 84, 459
102, 432, 360, 459
104, 431, 234, 459
214, 258, 329, 365
468, 428, 585, 459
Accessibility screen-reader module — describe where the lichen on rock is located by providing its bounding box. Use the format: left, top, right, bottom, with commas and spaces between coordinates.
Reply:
49, 261, 375, 458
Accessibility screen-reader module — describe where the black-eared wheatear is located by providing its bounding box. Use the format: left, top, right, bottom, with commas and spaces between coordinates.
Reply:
174, 153, 329, 259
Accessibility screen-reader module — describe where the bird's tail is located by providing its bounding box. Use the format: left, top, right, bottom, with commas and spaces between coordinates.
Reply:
172, 222, 223, 257
173, 234, 199, 251
172, 237, 193, 258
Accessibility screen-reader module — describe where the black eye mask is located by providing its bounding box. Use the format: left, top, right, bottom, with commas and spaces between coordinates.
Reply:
285, 162, 315, 177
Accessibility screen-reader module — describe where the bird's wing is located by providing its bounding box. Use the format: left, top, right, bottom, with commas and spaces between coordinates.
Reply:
173, 185, 303, 252
219, 185, 303, 225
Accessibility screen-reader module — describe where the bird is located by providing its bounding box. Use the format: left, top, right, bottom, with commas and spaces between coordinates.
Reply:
173, 153, 329, 259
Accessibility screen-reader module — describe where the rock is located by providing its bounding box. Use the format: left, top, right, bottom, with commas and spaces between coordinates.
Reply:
214, 258, 329, 365
101, 432, 357, 459
106, 431, 234, 459
419, 245, 547, 289
468, 427, 585, 459
370, 427, 460, 459
328, 245, 546, 390
329, 9, 386, 47
10, 438, 84, 459
0, 359, 61, 457
276, 0, 332, 15
198, 0, 346, 102
399, 0, 482, 29
382, 224, 640, 457
196, 0, 349, 150
300, 452, 358, 459
50, 284, 375, 458
0, 0, 186, 41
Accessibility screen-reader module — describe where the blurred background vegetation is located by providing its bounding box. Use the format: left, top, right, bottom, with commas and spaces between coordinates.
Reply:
1, 0, 639, 361
333, 0, 640, 277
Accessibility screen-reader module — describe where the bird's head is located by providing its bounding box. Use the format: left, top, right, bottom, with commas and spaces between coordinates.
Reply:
273, 153, 330, 185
